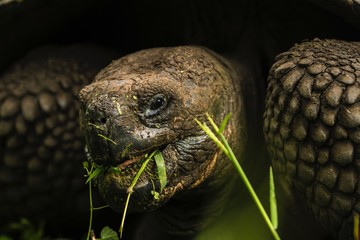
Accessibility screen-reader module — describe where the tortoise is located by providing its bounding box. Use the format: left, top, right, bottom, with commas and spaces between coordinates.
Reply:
78, 41, 360, 240
0, 0, 359, 239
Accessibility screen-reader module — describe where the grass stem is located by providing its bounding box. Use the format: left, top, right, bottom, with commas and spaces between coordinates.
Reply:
86, 163, 95, 240
220, 134, 280, 240
93, 205, 110, 211
196, 114, 281, 240
119, 150, 159, 239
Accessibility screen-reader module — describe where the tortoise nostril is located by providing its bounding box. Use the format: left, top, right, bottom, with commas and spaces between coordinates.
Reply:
85, 108, 107, 126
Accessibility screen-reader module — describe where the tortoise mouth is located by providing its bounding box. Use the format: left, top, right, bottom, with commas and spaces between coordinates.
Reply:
84, 123, 222, 213
117, 153, 147, 170
93, 144, 176, 213
107, 144, 168, 171
93, 142, 167, 169
79, 92, 222, 212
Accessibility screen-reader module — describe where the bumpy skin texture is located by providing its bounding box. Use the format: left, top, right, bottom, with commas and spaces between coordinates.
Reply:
79, 46, 249, 237
264, 39, 360, 239
0, 45, 115, 232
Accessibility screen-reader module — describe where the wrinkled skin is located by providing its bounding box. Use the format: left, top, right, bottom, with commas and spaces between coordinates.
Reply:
79, 47, 249, 236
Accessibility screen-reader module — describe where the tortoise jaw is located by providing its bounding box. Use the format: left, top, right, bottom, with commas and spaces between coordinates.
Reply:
84, 122, 171, 166
116, 143, 169, 170
94, 144, 176, 213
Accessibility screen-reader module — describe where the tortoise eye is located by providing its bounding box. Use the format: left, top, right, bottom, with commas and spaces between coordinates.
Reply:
145, 94, 168, 117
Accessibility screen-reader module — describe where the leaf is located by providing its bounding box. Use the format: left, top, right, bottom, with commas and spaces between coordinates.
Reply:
269, 167, 278, 230
83, 161, 89, 169
151, 190, 160, 200
100, 226, 119, 240
154, 151, 167, 192
86, 167, 104, 184
110, 167, 122, 174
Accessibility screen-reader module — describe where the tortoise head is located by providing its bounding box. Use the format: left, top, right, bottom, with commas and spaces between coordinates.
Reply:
78, 46, 246, 213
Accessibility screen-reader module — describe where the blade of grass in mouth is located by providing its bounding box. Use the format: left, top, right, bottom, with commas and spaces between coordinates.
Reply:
119, 150, 165, 239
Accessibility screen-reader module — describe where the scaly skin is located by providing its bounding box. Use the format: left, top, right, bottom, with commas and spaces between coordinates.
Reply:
264, 39, 360, 240
0, 45, 116, 235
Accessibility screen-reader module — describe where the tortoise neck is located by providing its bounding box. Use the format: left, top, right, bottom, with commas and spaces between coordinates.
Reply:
156, 169, 237, 238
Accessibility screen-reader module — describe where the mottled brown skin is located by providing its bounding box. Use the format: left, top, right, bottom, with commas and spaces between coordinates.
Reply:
79, 46, 254, 237
265, 39, 360, 240
0, 45, 116, 234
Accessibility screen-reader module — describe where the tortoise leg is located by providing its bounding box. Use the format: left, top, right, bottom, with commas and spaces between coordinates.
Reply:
264, 39, 360, 240
0, 45, 117, 236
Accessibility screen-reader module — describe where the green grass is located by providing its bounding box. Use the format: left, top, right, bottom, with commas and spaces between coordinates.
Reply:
83, 150, 166, 240
6, 113, 360, 239
119, 150, 161, 239
195, 113, 281, 240
83, 113, 281, 239
355, 214, 359, 240
83, 161, 110, 240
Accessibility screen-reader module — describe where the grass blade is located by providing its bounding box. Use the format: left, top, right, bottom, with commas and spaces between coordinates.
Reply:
269, 167, 278, 229
354, 213, 359, 240
119, 150, 158, 239
194, 118, 229, 157
154, 151, 167, 192
119, 193, 131, 239
84, 162, 95, 240
196, 113, 281, 240
206, 113, 219, 133
97, 134, 117, 145
219, 113, 232, 133
85, 167, 105, 184
220, 132, 280, 240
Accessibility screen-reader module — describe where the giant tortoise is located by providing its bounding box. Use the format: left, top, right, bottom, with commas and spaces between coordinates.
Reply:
0, 0, 359, 239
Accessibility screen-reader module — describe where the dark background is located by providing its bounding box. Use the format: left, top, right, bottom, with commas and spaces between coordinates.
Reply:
0, 0, 359, 73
